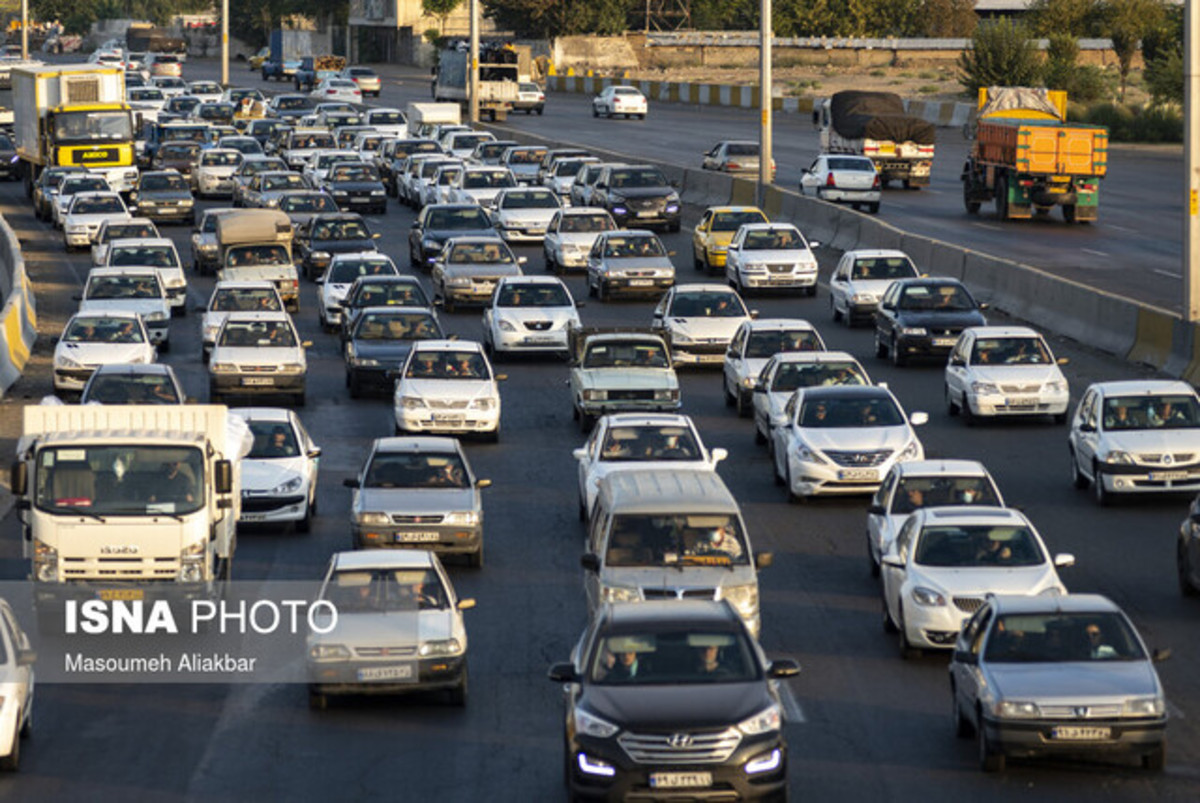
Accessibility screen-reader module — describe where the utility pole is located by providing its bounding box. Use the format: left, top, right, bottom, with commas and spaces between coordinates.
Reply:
20, 0, 27, 61
1186, 0, 1200, 321
469, 0, 479, 124
220, 0, 229, 87
758, 0, 772, 201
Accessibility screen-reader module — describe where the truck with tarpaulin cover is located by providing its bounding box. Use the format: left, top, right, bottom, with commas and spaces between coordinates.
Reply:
961, 87, 1108, 223
813, 90, 935, 188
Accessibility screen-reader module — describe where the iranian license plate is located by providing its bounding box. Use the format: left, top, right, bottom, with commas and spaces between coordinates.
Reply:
636, 211, 658, 218
241, 513, 266, 522
1150, 470, 1189, 481
1051, 726, 1111, 741
839, 468, 879, 482
98, 589, 144, 601
242, 377, 274, 386
432, 413, 465, 422
357, 664, 414, 682
524, 336, 557, 344
628, 279, 654, 287
398, 532, 440, 543
649, 772, 712, 789
932, 337, 958, 348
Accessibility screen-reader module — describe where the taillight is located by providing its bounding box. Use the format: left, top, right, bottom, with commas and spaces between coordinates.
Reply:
872, 174, 881, 189
727, 162, 741, 170
826, 172, 837, 188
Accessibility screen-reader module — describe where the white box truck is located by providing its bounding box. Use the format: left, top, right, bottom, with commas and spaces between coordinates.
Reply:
11, 405, 252, 613
405, 102, 461, 139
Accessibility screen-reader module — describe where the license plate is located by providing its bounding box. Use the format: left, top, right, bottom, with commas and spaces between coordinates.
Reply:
357, 664, 414, 682
241, 513, 266, 522
1005, 398, 1036, 406
628, 279, 654, 287
636, 211, 658, 218
1051, 726, 1111, 741
1150, 470, 1189, 481
524, 336, 558, 344
98, 589, 144, 601
432, 413, 465, 422
398, 532, 440, 543
243, 377, 274, 386
839, 468, 879, 482
650, 772, 712, 789
932, 337, 958, 347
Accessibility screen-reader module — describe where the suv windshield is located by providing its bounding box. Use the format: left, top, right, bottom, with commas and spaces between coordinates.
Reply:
589, 630, 758, 685
610, 168, 667, 189
604, 513, 748, 567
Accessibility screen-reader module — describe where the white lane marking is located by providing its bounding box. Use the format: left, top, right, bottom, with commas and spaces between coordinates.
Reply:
1167, 699, 1186, 720
1154, 269, 1182, 279
972, 223, 1003, 232
777, 680, 806, 723
1081, 248, 1109, 257
1108, 224, 1137, 234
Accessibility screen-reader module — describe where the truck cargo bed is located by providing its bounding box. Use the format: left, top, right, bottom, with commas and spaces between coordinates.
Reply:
976, 118, 1107, 177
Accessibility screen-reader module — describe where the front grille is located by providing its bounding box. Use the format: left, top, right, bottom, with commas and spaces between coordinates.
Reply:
61, 556, 179, 579
766, 264, 794, 274
824, 449, 893, 467
999, 383, 1042, 394
640, 587, 717, 600
354, 645, 416, 658
627, 198, 662, 211
240, 365, 278, 373
524, 321, 553, 331
1137, 453, 1195, 465
675, 342, 726, 355
427, 399, 469, 410
391, 514, 444, 524
608, 390, 656, 402
953, 596, 985, 614
1039, 704, 1123, 719
619, 728, 742, 764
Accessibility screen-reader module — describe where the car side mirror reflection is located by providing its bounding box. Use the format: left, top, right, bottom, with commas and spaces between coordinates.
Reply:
548, 662, 578, 683
572, 448, 587, 461
767, 658, 800, 678
909, 411, 929, 426
1153, 648, 1171, 663
580, 553, 601, 572
1057, 356, 1069, 365
867, 504, 886, 515
710, 447, 728, 465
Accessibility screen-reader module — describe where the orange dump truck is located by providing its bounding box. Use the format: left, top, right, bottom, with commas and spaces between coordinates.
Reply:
961, 87, 1108, 223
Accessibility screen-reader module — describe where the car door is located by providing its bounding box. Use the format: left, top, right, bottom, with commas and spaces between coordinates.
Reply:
752, 358, 777, 436
882, 516, 918, 622
945, 332, 973, 406
771, 392, 799, 464
583, 505, 610, 611
868, 468, 899, 565
875, 282, 901, 346
650, 290, 672, 337
577, 419, 604, 508
545, 211, 562, 260
1072, 388, 1102, 475
828, 253, 852, 315
692, 209, 713, 265
723, 322, 749, 398
951, 604, 993, 719
724, 227, 745, 282
702, 145, 718, 171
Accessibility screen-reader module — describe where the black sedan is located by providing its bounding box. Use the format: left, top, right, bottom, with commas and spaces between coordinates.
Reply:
873, 277, 988, 366
276, 190, 341, 229
548, 601, 797, 802
344, 306, 444, 397
321, 163, 388, 215
407, 204, 497, 270
130, 169, 196, 225
295, 212, 379, 280
339, 275, 432, 339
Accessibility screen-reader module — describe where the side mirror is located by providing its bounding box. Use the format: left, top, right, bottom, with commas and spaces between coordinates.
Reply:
755, 551, 773, 570
71, 294, 82, 301
909, 411, 929, 426
949, 357, 964, 367
548, 662, 579, 683
710, 447, 728, 465
867, 504, 886, 515
10, 461, 26, 496
978, 302, 990, 311
185, 396, 198, 404
572, 447, 587, 461
517, 256, 527, 265
307, 447, 322, 458
15, 648, 36, 667
301, 340, 313, 348
214, 459, 233, 494
667, 250, 676, 257
767, 658, 800, 678
882, 555, 904, 568
1057, 356, 1069, 365
749, 309, 759, 319
809, 241, 821, 249
456, 598, 476, 611
495, 374, 508, 381
575, 300, 586, 308
315, 275, 325, 284
1053, 553, 1075, 568
953, 650, 976, 665
476, 478, 492, 489
832, 274, 846, 283
342, 477, 360, 488
1153, 648, 1171, 663
580, 553, 601, 572
1079, 422, 1095, 433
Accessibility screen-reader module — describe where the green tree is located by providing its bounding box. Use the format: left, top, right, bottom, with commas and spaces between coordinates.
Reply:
919, 0, 977, 38
958, 19, 1042, 94
422, 0, 463, 34
1144, 45, 1182, 104
1027, 0, 1101, 37
1098, 0, 1166, 100
483, 0, 631, 39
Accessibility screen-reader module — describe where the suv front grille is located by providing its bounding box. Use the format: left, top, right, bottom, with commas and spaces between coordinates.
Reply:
618, 728, 742, 764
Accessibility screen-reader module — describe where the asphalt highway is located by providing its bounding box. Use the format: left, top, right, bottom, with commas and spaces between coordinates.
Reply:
0, 60, 1193, 802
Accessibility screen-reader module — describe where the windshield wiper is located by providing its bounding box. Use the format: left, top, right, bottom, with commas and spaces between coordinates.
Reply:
57, 505, 106, 523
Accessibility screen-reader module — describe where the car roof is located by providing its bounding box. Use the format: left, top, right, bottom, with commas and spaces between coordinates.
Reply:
90, 363, 174, 377
986, 593, 1121, 616
603, 229, 656, 239
802, 384, 891, 400
410, 339, 484, 354
330, 251, 391, 262
229, 407, 293, 423
87, 267, 160, 278
913, 505, 1027, 526
496, 276, 567, 287
103, 217, 156, 227
844, 249, 912, 260
962, 326, 1041, 339
735, 222, 801, 233
769, 349, 856, 364
108, 237, 176, 248
355, 305, 431, 317
350, 275, 420, 285
561, 206, 609, 215
221, 311, 293, 323
331, 549, 435, 572
706, 205, 763, 214
70, 309, 140, 322
893, 459, 992, 478
598, 413, 695, 428
601, 469, 736, 514
743, 318, 817, 332
672, 283, 740, 294
1088, 380, 1196, 397
894, 277, 964, 288
213, 280, 277, 290
373, 435, 461, 454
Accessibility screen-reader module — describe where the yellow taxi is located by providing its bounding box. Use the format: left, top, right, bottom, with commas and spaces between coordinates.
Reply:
691, 206, 769, 272
248, 47, 270, 71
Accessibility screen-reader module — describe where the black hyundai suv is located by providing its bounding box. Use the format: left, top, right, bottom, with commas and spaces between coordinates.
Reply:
548, 601, 797, 802
591, 164, 682, 232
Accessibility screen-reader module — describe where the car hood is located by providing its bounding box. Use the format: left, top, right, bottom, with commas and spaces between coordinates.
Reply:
804, 425, 913, 452
989, 661, 1160, 702
737, 248, 814, 264
425, 227, 497, 244
600, 256, 675, 271
310, 609, 454, 647
1103, 429, 1200, 453
912, 565, 1061, 598
846, 279, 902, 298
894, 310, 987, 329
352, 339, 418, 364
79, 299, 166, 316
328, 180, 384, 193
56, 341, 151, 364
668, 317, 745, 342
584, 681, 770, 731
578, 368, 677, 391
969, 366, 1064, 385
496, 208, 557, 225
356, 486, 476, 515
212, 345, 304, 365
241, 457, 307, 493
402, 378, 497, 402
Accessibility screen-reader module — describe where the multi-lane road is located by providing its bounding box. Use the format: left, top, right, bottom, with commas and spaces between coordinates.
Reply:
0, 60, 1194, 801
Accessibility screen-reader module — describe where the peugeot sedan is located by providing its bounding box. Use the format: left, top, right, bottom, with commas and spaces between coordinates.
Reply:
829, 249, 920, 326
231, 407, 321, 532
481, 276, 580, 358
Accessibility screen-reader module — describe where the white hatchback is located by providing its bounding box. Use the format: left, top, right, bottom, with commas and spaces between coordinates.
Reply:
945, 326, 1070, 424
230, 407, 321, 531
54, 311, 156, 394
722, 318, 826, 416
393, 341, 503, 441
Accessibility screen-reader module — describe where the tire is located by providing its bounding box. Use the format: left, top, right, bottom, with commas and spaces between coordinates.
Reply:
805, 284, 817, 297
592, 106, 598, 118
735, 390, 751, 418
0, 724, 19, 771
755, 420, 767, 445
694, 254, 705, 272
293, 392, 306, 408
467, 546, 483, 568
1070, 448, 1089, 490
961, 396, 976, 427
1142, 742, 1166, 772
867, 203, 880, 214
1092, 462, 1110, 506
296, 499, 312, 533
1177, 545, 1198, 597
978, 718, 1005, 772
831, 297, 843, 323
875, 330, 888, 359
19, 704, 30, 739
881, 596, 897, 633
946, 385, 959, 417
953, 688, 974, 738
348, 373, 361, 399
995, 174, 1009, 221
579, 411, 594, 433
723, 380, 736, 407
891, 336, 907, 367
772, 452, 784, 486
598, 280, 609, 303
1053, 411, 1067, 425
785, 463, 803, 504
448, 664, 468, 706
897, 606, 922, 659
158, 339, 170, 354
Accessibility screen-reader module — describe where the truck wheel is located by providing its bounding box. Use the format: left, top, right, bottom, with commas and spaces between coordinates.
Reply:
995, 175, 1009, 221
1062, 204, 1077, 224
963, 184, 981, 215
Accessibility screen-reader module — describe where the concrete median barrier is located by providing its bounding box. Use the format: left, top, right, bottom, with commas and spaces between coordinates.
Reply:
1126, 307, 1178, 371
0, 214, 38, 397
729, 178, 756, 207
856, 216, 905, 251
898, 233, 937, 271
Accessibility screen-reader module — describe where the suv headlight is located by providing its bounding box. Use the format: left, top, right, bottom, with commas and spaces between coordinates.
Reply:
737, 703, 782, 736
419, 638, 463, 657
722, 583, 759, 617
575, 707, 620, 738
1124, 697, 1165, 717
654, 389, 678, 401
600, 585, 640, 603
1105, 450, 1134, 465
355, 511, 390, 525
271, 475, 303, 495
995, 700, 1041, 719
444, 511, 479, 527
911, 586, 946, 606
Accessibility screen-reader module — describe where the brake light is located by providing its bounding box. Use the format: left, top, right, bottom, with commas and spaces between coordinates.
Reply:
327, 89, 336, 94
872, 173, 881, 189
826, 172, 836, 188
727, 162, 741, 170
1019, 179, 1034, 188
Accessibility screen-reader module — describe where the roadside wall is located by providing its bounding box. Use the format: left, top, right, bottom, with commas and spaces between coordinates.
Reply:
0, 214, 38, 397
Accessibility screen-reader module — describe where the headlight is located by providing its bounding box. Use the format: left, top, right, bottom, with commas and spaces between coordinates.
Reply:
911, 586, 946, 606
332, 190, 348, 197
271, 476, 304, 495
180, 198, 194, 206
795, 442, 826, 465
900, 327, 927, 336
851, 292, 876, 304
279, 362, 305, 374
898, 440, 921, 461
422, 238, 442, 251
740, 375, 757, 388
311, 251, 330, 262
144, 311, 167, 322
401, 396, 426, 410
745, 748, 783, 775
419, 638, 463, 657
722, 583, 759, 617
575, 707, 620, 738
468, 397, 495, 411
995, 700, 1041, 719
1044, 380, 1068, 393
600, 585, 640, 603
444, 511, 479, 527
654, 389, 678, 401
370, 190, 385, 196
1124, 697, 1165, 717
355, 511, 390, 525
266, 198, 279, 207
309, 643, 352, 661
737, 704, 782, 736
497, 319, 517, 332
66, 224, 87, 234
671, 331, 694, 344
57, 354, 81, 368
353, 356, 380, 367
971, 381, 1000, 395
199, 244, 217, 253
447, 276, 471, 287
743, 263, 768, 274
582, 389, 607, 401
1105, 450, 1134, 465
33, 539, 57, 583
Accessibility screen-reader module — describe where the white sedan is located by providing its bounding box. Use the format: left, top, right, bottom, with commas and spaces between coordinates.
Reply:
230, 408, 321, 532
447, 166, 517, 209
78, 268, 171, 349
725, 223, 820, 295
722, 317, 826, 416
492, 187, 561, 243
800, 154, 881, 213
751, 351, 870, 446
61, 191, 130, 250
53, 311, 156, 394
651, 283, 751, 368
572, 413, 726, 520
187, 80, 224, 103
0, 597, 34, 771
52, 174, 113, 228
318, 252, 398, 332
1068, 380, 1200, 504
945, 326, 1070, 424
200, 281, 284, 358
866, 459, 1005, 577
481, 275, 580, 358
881, 506, 1073, 656
91, 218, 159, 267
208, 312, 309, 406
771, 384, 926, 500
592, 85, 648, 119
828, 249, 919, 326
193, 148, 243, 198
393, 340, 503, 441
310, 78, 362, 104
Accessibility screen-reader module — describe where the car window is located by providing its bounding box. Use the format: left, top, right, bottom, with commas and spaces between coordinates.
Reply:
64, 317, 144, 343
109, 246, 177, 268
217, 320, 296, 347
898, 284, 974, 312
599, 426, 699, 462
799, 395, 902, 427
405, 350, 488, 379
329, 259, 396, 283
72, 196, 125, 215
1102, 394, 1199, 430
496, 284, 568, 307
891, 476, 1000, 513
852, 256, 917, 280
425, 208, 491, 230
140, 174, 189, 192
971, 337, 1052, 366
86, 276, 161, 299
609, 168, 667, 188
588, 630, 758, 685
212, 288, 281, 312
914, 525, 1045, 568
364, 452, 468, 489
711, 210, 767, 232
603, 236, 664, 258
746, 329, 822, 358
984, 612, 1145, 663
324, 569, 448, 613
604, 513, 748, 567
772, 361, 865, 392
743, 228, 801, 250
354, 312, 439, 341
828, 157, 875, 171
85, 374, 180, 404
582, 342, 669, 369
669, 292, 745, 318
448, 241, 512, 264
352, 281, 425, 308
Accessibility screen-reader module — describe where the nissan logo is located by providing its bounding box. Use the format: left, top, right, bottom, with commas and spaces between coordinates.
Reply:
667, 733, 693, 748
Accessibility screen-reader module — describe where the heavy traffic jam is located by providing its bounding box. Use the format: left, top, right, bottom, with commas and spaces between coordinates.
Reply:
0, 43, 1192, 802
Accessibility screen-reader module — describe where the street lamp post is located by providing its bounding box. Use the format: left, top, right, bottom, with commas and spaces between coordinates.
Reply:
1186, 0, 1199, 321
758, 0, 772, 202
221, 0, 230, 87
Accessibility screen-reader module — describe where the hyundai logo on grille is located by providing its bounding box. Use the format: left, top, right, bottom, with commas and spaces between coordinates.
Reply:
667, 733, 694, 748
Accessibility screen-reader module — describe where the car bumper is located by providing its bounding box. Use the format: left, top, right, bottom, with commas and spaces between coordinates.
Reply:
498, 226, 548, 243
352, 522, 482, 553
1096, 463, 1200, 495
670, 344, 729, 367
967, 391, 1070, 417
64, 230, 94, 247
395, 408, 500, 434
598, 276, 675, 296
494, 328, 570, 352
347, 364, 399, 390
822, 188, 881, 203
738, 270, 818, 290
902, 603, 971, 649
611, 210, 679, 229
308, 655, 466, 696
444, 284, 500, 305
323, 306, 343, 326
137, 204, 194, 222
786, 454, 903, 498
982, 714, 1167, 760
556, 250, 590, 268
580, 398, 681, 416
240, 493, 308, 524
332, 195, 387, 212
211, 374, 306, 395
895, 333, 962, 359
